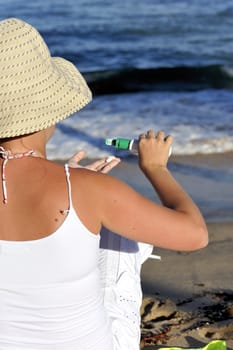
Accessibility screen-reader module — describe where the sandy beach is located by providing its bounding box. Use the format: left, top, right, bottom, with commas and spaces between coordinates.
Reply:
107, 153, 233, 349
141, 221, 233, 349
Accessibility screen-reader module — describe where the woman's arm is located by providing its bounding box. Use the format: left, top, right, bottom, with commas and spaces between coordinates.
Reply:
96, 130, 208, 251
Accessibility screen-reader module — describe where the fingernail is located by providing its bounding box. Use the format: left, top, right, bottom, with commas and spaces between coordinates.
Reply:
105, 156, 116, 163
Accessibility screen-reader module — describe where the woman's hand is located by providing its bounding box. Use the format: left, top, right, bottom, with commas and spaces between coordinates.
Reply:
68, 150, 121, 173
138, 130, 173, 173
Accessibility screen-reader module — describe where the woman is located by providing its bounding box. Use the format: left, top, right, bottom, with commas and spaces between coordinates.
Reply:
0, 18, 208, 350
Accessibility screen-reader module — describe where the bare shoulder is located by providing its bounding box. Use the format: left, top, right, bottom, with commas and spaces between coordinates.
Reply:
51, 164, 155, 221
67, 167, 123, 233
68, 166, 134, 198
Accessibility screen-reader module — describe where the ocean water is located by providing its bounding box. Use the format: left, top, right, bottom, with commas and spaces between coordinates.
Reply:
1, 0, 233, 159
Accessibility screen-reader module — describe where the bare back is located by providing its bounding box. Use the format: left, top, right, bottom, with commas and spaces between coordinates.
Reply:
0, 158, 66, 241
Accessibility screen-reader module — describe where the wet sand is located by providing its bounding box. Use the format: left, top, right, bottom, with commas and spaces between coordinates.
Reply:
141, 222, 233, 349
108, 152, 233, 223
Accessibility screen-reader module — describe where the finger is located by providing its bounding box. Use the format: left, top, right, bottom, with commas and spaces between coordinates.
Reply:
139, 133, 146, 141
88, 157, 120, 172
97, 156, 120, 172
147, 130, 156, 138
156, 131, 165, 141
86, 158, 107, 171
105, 156, 117, 163
68, 150, 86, 166
164, 134, 174, 146
101, 158, 121, 174
86, 156, 118, 171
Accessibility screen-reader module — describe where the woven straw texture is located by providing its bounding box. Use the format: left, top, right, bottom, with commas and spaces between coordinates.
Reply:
0, 18, 92, 138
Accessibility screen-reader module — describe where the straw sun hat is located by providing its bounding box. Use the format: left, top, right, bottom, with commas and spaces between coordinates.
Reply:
0, 18, 92, 138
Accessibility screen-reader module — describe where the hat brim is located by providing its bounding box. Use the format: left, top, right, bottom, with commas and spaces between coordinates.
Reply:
1, 57, 92, 138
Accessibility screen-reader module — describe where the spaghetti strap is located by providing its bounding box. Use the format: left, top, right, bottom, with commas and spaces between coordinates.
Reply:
64, 164, 72, 209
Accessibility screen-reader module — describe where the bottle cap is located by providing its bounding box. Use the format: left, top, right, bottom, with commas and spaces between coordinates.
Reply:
105, 138, 114, 146
105, 138, 131, 150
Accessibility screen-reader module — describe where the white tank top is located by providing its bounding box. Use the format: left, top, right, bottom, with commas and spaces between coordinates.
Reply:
0, 164, 113, 350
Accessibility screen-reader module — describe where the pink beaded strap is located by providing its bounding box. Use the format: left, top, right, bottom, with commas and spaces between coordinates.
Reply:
0, 147, 35, 204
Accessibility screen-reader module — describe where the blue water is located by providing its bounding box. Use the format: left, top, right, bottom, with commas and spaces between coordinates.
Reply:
1, 0, 233, 158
